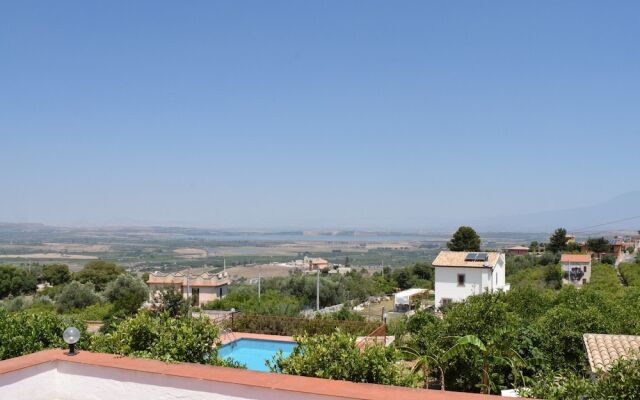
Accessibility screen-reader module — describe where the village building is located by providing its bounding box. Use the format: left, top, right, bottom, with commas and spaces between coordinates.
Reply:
393, 288, 429, 312
503, 245, 529, 256
432, 251, 509, 309
560, 254, 592, 287
147, 271, 230, 307
303, 256, 329, 271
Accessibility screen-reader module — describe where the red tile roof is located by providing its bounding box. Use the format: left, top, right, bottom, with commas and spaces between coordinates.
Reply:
0, 349, 506, 400
560, 254, 591, 263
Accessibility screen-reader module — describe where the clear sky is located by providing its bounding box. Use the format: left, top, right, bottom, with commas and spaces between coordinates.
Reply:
1, 1, 639, 229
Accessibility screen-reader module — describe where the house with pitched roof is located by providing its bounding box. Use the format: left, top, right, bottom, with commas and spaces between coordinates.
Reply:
560, 254, 592, 286
432, 251, 509, 308
147, 271, 230, 306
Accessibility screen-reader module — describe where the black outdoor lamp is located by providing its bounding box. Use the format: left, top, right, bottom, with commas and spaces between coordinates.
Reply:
63, 327, 81, 356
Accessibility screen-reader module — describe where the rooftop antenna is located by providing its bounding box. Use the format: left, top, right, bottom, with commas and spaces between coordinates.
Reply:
223, 258, 226, 272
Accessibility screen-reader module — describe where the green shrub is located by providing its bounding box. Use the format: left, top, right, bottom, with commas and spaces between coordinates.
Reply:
0, 309, 87, 360
55, 281, 101, 313
90, 311, 224, 365
269, 330, 414, 386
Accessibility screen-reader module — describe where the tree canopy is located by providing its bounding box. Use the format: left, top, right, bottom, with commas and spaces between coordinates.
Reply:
446, 226, 481, 252
104, 274, 148, 315
74, 261, 125, 291
0, 265, 37, 298
547, 228, 569, 253
42, 264, 71, 286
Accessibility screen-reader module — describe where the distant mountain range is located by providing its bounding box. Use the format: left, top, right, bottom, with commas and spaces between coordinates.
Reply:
469, 191, 640, 234
1, 192, 638, 237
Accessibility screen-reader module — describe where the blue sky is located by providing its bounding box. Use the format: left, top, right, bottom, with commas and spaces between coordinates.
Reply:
1, 1, 639, 229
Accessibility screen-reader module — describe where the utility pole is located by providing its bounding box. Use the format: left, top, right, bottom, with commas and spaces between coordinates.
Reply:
258, 264, 261, 300
316, 268, 320, 311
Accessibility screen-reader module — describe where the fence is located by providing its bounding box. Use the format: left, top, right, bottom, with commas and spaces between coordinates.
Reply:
356, 323, 387, 348
229, 313, 381, 337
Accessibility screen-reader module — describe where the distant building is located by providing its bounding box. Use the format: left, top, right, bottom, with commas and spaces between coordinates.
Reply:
147, 271, 230, 307
503, 245, 529, 256
304, 257, 329, 271
432, 251, 509, 308
560, 254, 592, 287
394, 288, 429, 312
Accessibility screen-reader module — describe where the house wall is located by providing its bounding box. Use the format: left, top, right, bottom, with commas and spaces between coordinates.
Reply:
435, 267, 486, 307
561, 262, 591, 286
434, 255, 507, 308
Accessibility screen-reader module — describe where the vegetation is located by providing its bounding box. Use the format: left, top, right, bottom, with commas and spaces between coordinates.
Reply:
55, 281, 101, 313
446, 226, 481, 252
0, 308, 86, 360
103, 274, 148, 315
74, 260, 125, 291
620, 262, 640, 286
269, 330, 413, 386
91, 311, 228, 365
547, 228, 569, 253
42, 264, 72, 286
204, 287, 302, 316
0, 265, 37, 297
586, 237, 610, 254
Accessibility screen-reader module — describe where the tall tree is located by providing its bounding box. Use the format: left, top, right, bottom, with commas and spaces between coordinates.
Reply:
74, 261, 125, 291
42, 264, 71, 286
586, 237, 610, 254
547, 228, 569, 253
447, 226, 481, 252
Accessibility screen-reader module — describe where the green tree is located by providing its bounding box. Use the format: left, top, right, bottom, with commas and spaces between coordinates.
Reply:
586, 237, 610, 254
42, 264, 71, 286
447, 226, 481, 252
0, 265, 37, 298
74, 261, 125, 291
444, 328, 527, 395
543, 264, 563, 289
529, 241, 539, 253
104, 274, 149, 315
269, 330, 412, 386
153, 286, 189, 317
90, 311, 226, 365
55, 281, 101, 313
547, 228, 569, 253
0, 309, 87, 360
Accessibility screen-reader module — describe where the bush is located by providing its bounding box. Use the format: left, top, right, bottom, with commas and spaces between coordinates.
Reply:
104, 274, 148, 315
620, 263, 640, 287
74, 261, 124, 291
203, 287, 302, 316
601, 254, 616, 265
0, 265, 37, 297
90, 311, 224, 365
42, 264, 71, 286
55, 281, 101, 313
0, 309, 87, 360
269, 330, 414, 386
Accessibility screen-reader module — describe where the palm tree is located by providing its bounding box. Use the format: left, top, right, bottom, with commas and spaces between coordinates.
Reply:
444, 328, 526, 394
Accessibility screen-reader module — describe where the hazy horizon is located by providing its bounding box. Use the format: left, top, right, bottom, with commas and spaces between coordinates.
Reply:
2, 2, 639, 230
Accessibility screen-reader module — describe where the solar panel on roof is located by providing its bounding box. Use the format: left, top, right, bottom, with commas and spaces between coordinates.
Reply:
475, 252, 488, 261
465, 252, 478, 261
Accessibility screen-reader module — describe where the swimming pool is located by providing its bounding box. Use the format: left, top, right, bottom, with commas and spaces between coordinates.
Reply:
218, 338, 297, 372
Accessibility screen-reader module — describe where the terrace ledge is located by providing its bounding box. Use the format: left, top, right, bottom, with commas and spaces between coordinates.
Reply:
0, 349, 507, 400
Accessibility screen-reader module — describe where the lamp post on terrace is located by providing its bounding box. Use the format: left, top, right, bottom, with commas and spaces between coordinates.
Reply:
63, 327, 80, 356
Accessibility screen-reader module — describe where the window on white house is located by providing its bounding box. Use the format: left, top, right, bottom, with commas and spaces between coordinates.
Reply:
583, 266, 587, 272
457, 274, 465, 286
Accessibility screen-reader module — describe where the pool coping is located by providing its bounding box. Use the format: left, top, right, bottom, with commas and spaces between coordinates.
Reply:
220, 332, 295, 345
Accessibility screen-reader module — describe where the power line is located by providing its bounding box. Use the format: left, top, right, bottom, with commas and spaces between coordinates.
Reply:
570, 215, 640, 233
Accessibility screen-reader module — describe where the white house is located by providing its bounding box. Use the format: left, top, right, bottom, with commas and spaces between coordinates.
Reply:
433, 251, 508, 308
560, 254, 592, 286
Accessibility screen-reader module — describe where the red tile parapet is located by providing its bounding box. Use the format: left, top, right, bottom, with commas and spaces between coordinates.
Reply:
0, 349, 508, 400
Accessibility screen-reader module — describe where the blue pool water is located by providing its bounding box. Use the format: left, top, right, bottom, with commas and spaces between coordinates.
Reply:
219, 338, 297, 372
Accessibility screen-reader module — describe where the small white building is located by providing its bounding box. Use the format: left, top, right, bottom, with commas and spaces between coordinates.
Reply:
147, 271, 230, 307
394, 288, 429, 312
560, 254, 592, 286
433, 251, 508, 308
